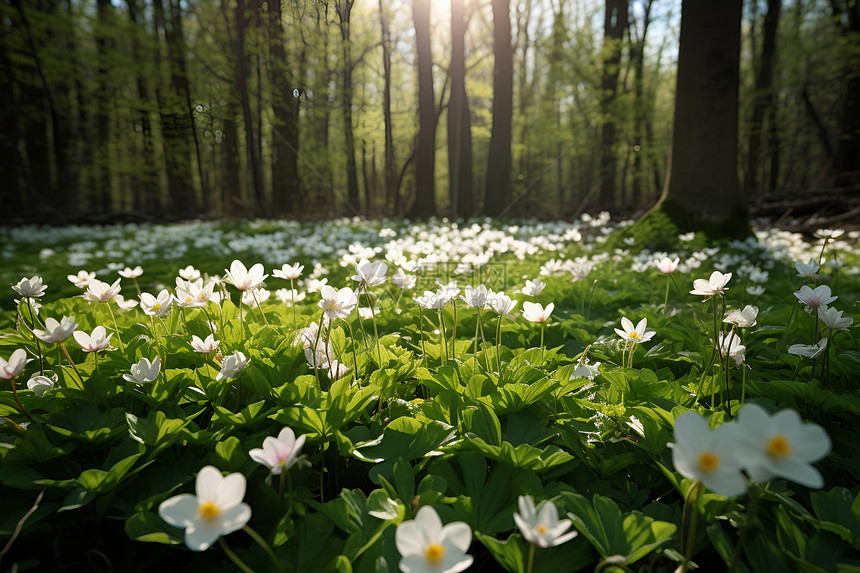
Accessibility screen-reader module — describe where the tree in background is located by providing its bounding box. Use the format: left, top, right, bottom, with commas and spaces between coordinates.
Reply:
598, 0, 628, 211
448, 0, 475, 219
484, 0, 513, 217
651, 0, 749, 236
408, 0, 438, 218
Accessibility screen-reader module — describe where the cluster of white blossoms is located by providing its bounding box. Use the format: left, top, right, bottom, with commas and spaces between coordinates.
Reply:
671, 404, 831, 497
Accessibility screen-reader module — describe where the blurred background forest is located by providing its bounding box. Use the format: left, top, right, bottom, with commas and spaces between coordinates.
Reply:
1, 0, 858, 224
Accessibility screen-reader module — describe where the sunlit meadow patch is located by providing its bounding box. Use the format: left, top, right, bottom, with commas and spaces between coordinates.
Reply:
0, 217, 859, 572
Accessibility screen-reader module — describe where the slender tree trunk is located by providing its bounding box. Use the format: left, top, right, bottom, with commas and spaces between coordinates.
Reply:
153, 0, 198, 218
408, 0, 438, 218
651, 0, 749, 236
484, 0, 513, 217
379, 0, 396, 214
745, 0, 782, 194
336, 0, 360, 212
269, 0, 301, 217
630, 0, 653, 210
448, 0, 474, 219
598, 0, 628, 211
222, 99, 244, 215
831, 1, 860, 183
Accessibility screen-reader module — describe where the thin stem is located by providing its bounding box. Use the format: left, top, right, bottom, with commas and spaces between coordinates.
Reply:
451, 301, 458, 362
438, 308, 448, 366
26, 299, 44, 375
478, 311, 491, 371
218, 538, 255, 573
251, 290, 270, 326
290, 278, 297, 330
367, 288, 383, 367
526, 542, 536, 573
107, 301, 125, 353
663, 275, 670, 315
679, 481, 703, 573
495, 313, 503, 374
59, 342, 82, 383
345, 319, 360, 378
540, 322, 545, 365
243, 525, 287, 573
8, 377, 34, 423
418, 305, 428, 370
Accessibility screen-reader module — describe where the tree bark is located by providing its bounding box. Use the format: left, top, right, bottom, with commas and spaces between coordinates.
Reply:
483, 0, 513, 217
651, 0, 749, 236
379, 0, 397, 214
448, 0, 474, 219
407, 0, 438, 219
598, 0, 628, 211
745, 0, 782, 195
269, 0, 301, 217
336, 0, 361, 212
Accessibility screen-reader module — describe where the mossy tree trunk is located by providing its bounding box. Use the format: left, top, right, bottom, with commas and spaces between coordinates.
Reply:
650, 0, 750, 237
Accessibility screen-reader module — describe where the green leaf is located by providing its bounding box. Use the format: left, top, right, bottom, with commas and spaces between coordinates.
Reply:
125, 510, 182, 545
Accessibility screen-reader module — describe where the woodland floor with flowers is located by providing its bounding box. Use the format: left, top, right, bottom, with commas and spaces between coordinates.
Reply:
0, 215, 859, 573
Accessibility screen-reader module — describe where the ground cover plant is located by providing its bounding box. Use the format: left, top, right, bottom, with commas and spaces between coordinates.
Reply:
1, 216, 859, 573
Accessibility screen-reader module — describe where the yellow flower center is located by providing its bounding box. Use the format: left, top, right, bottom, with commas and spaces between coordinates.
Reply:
425, 543, 445, 565
199, 501, 220, 521
152, 303, 161, 312
767, 435, 791, 457
629, 331, 641, 340
698, 452, 720, 473
536, 524, 547, 534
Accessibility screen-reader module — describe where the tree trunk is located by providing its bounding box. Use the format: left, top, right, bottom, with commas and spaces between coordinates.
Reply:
407, 0, 438, 219
630, 0, 653, 210
651, 0, 749, 236
483, 0, 513, 217
153, 0, 198, 218
598, 0, 628, 211
269, 0, 301, 217
379, 0, 396, 214
831, 1, 860, 184
448, 0, 474, 219
336, 0, 360, 213
745, 0, 782, 194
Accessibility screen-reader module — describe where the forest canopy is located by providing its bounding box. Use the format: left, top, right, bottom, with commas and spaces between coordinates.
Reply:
1, 0, 858, 224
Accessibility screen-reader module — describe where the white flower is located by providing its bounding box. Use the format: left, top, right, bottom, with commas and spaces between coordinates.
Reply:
718, 332, 746, 365
513, 496, 578, 548
734, 403, 831, 488
818, 307, 853, 330
318, 285, 357, 321
353, 258, 388, 288
216, 351, 249, 381
690, 271, 732, 300
27, 372, 56, 396
522, 278, 545, 296
273, 263, 304, 280
68, 270, 97, 288
724, 305, 758, 328
614, 317, 655, 344
815, 228, 844, 240
460, 285, 492, 309
794, 258, 820, 279
395, 505, 473, 573
571, 359, 600, 380
358, 307, 379, 320
306, 278, 329, 293
392, 268, 417, 290
788, 338, 828, 359
436, 281, 460, 301
224, 260, 267, 292
241, 287, 270, 308
487, 293, 517, 318
119, 266, 144, 279
179, 265, 201, 281
415, 291, 447, 310
123, 357, 161, 384
114, 295, 139, 312
656, 257, 679, 274
12, 276, 47, 298
249, 427, 308, 475
794, 285, 837, 311
275, 288, 305, 305
0, 349, 28, 380
190, 334, 220, 354
34, 316, 78, 344
140, 290, 173, 317
670, 411, 746, 497
522, 301, 554, 323
746, 285, 766, 296
158, 466, 252, 552
83, 278, 122, 303
73, 326, 114, 353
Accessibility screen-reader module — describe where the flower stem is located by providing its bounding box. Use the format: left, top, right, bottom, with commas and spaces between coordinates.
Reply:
418, 305, 428, 370
243, 525, 287, 573
437, 308, 448, 366
679, 481, 703, 573
9, 377, 34, 423
59, 342, 82, 384
290, 278, 297, 330
526, 543, 536, 573
495, 313, 503, 374
540, 322, 545, 365
218, 538, 255, 573
251, 290, 270, 327
663, 275, 670, 315
367, 288, 383, 367
107, 301, 125, 353
25, 299, 44, 375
